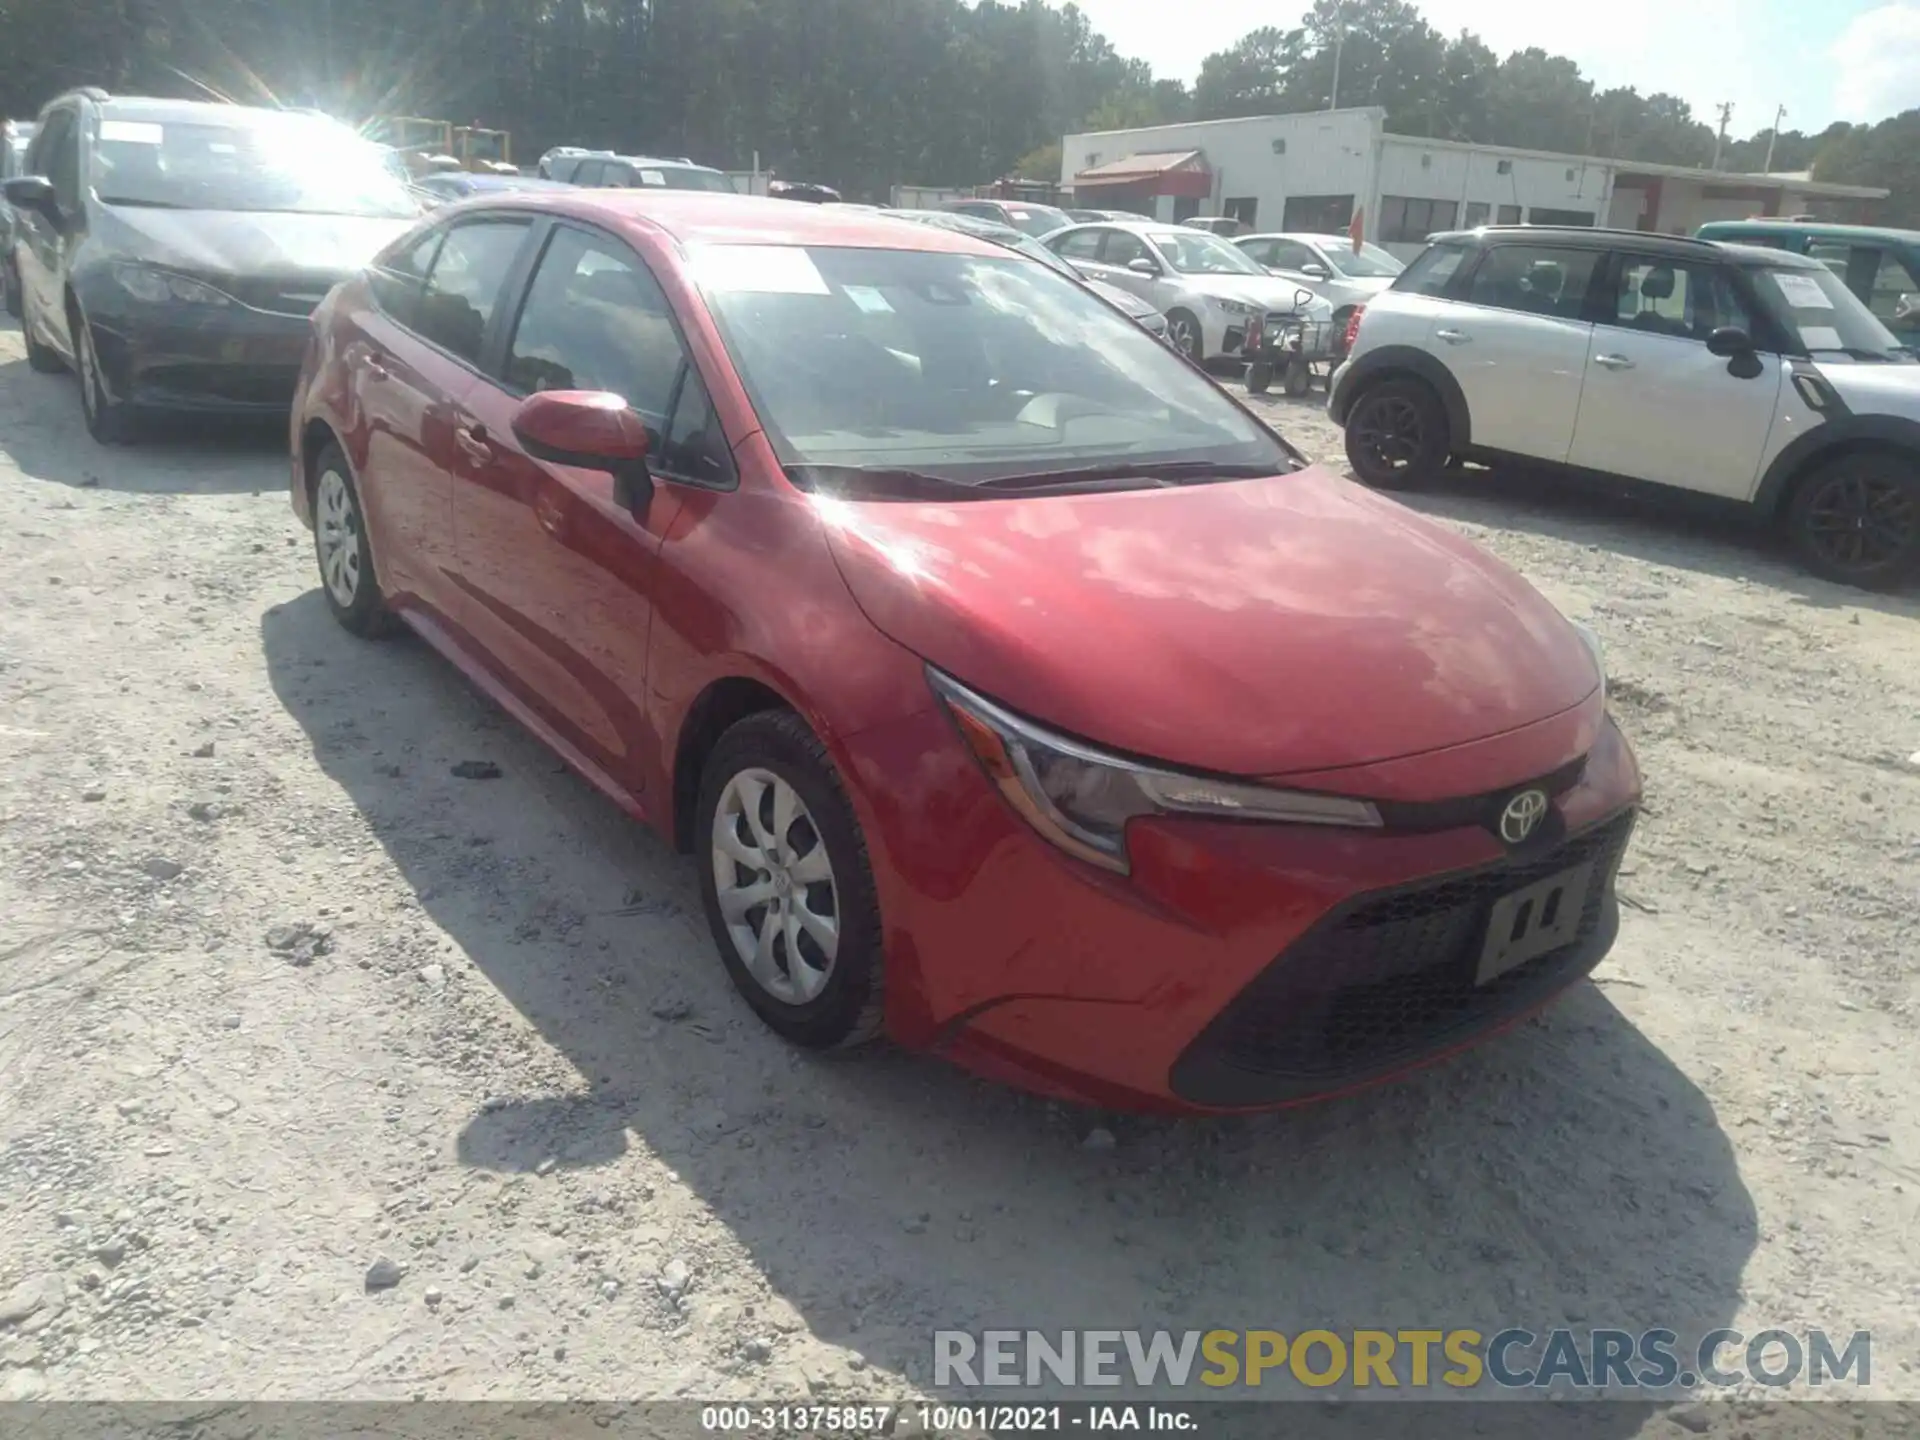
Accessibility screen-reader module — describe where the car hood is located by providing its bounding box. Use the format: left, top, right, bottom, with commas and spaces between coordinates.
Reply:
1182, 272, 1333, 317
818, 466, 1600, 778
1085, 278, 1159, 319
89, 205, 415, 284
1813, 359, 1920, 420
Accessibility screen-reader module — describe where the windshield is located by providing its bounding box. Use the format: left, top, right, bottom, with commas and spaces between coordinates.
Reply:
1000, 204, 1071, 238
1149, 230, 1266, 276
1752, 263, 1912, 362
693, 244, 1289, 490
1322, 242, 1403, 279
93, 113, 419, 217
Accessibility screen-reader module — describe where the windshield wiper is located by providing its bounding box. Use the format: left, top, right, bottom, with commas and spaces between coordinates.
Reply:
787, 458, 1291, 500
98, 196, 191, 208
975, 458, 1293, 488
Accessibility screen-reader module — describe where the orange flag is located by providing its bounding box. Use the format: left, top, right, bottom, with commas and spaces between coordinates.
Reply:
1349, 206, 1364, 253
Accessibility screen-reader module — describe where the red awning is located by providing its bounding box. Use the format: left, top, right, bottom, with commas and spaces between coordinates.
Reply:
1072, 149, 1212, 198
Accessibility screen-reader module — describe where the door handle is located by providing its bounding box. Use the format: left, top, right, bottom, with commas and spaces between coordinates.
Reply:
364, 354, 390, 382
454, 424, 492, 464
1593, 353, 1635, 370
1435, 328, 1470, 344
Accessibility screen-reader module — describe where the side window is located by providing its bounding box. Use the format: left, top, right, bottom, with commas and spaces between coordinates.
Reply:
1269, 239, 1320, 271
657, 369, 734, 486
1394, 242, 1468, 298
602, 165, 633, 190
32, 109, 77, 209
1869, 250, 1920, 325
1607, 257, 1753, 341
1463, 245, 1600, 319
504, 227, 687, 424
1805, 239, 1852, 279
413, 220, 530, 364
369, 228, 445, 326
1104, 230, 1152, 268
953, 202, 994, 220
1238, 239, 1274, 267
572, 161, 604, 186
1055, 229, 1103, 262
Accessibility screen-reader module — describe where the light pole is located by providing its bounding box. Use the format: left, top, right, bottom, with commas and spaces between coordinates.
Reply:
1762, 104, 1786, 174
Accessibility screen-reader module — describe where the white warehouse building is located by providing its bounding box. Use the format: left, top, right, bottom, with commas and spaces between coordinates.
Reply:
1058, 108, 1887, 258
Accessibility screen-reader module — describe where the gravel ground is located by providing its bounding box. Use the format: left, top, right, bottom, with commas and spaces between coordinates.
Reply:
1, 324, 1917, 1432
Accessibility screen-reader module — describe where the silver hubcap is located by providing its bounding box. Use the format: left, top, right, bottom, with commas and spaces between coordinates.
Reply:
315, 468, 363, 607
711, 768, 839, 1005
1170, 316, 1199, 357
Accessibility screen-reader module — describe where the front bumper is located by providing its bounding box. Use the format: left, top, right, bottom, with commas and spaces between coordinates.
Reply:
840, 704, 1640, 1114
85, 303, 313, 415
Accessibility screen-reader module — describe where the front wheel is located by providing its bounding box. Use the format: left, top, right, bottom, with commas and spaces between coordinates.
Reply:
3, 258, 21, 319
74, 309, 134, 444
1785, 451, 1920, 591
1245, 360, 1274, 395
1165, 309, 1203, 364
694, 710, 884, 1051
312, 444, 399, 637
1343, 377, 1451, 491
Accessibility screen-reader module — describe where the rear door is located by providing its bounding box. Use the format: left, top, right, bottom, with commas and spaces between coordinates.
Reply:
15, 105, 78, 353
352, 216, 534, 613
448, 221, 703, 789
1435, 241, 1604, 462
1567, 251, 1784, 501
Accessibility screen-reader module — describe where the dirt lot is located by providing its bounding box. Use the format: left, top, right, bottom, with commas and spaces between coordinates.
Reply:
1, 321, 1917, 1429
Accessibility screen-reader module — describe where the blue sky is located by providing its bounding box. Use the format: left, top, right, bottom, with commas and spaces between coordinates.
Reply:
1067, 0, 1920, 135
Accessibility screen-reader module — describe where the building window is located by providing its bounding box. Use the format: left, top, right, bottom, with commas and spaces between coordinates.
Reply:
1527, 207, 1595, 227
1463, 202, 1491, 228
1172, 196, 1201, 222
1497, 204, 1522, 225
1379, 196, 1460, 244
1281, 193, 1354, 234
1224, 197, 1258, 226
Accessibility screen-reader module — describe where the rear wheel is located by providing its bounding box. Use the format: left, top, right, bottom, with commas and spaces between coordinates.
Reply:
1283, 358, 1313, 397
1343, 377, 1451, 491
694, 710, 884, 1051
1785, 450, 1920, 591
1245, 360, 1274, 395
312, 444, 399, 637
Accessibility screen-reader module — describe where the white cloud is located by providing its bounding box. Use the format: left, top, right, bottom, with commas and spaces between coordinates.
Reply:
1831, 3, 1920, 122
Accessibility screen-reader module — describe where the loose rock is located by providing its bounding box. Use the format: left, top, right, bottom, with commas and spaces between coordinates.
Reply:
1081, 1127, 1118, 1152
142, 857, 185, 881
451, 760, 502, 780
364, 1257, 407, 1292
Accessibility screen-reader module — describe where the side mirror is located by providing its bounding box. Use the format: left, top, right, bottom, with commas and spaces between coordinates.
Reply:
512, 390, 654, 512
1301, 262, 1331, 280
1706, 326, 1754, 358
3, 175, 60, 226
1127, 256, 1160, 277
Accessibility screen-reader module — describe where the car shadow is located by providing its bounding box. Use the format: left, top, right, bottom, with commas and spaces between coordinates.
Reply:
0, 319, 287, 495
260, 590, 1754, 1421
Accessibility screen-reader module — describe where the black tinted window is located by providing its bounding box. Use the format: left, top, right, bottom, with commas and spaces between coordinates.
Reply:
1394, 243, 1468, 297
1608, 257, 1754, 341
505, 227, 687, 422
658, 370, 733, 485
414, 220, 529, 363
1465, 245, 1601, 320
369, 229, 444, 324
32, 109, 77, 208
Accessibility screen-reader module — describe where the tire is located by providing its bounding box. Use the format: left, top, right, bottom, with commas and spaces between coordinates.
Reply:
1343, 377, 1451, 491
1784, 450, 1920, 591
72, 303, 134, 444
3, 259, 21, 320
1165, 308, 1203, 364
694, 709, 884, 1051
1284, 359, 1312, 398
22, 289, 63, 373
311, 443, 399, 637
1245, 360, 1273, 395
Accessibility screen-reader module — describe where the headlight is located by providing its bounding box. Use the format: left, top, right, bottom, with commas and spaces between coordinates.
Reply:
1569, 620, 1606, 705
111, 264, 232, 307
929, 668, 1381, 874
1213, 297, 1259, 318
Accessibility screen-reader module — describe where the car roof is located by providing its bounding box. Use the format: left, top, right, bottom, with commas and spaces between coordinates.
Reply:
1697, 218, 1920, 245
1051, 218, 1197, 238
470, 190, 1005, 256
1417, 225, 1828, 270
83, 96, 335, 127
595, 153, 725, 173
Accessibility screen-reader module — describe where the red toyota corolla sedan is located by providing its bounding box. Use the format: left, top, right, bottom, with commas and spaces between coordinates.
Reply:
289, 192, 1640, 1114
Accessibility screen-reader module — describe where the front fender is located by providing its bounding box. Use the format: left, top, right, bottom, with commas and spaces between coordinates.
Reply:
1329, 342, 1472, 448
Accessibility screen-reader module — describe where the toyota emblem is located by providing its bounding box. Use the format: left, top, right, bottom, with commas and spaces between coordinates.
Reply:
1499, 789, 1550, 845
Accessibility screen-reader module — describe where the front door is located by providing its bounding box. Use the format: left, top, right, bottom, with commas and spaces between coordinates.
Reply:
449, 222, 703, 794
1568, 253, 1784, 501
1439, 241, 1604, 462
15, 105, 80, 357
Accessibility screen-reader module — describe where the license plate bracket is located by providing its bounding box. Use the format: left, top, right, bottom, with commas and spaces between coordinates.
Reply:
1475, 862, 1593, 985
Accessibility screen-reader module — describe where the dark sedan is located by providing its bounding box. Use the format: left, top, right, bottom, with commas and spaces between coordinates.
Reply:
4, 91, 419, 443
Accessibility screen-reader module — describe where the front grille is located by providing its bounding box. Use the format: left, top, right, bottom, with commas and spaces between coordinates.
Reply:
1170, 810, 1636, 1106
138, 362, 303, 406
